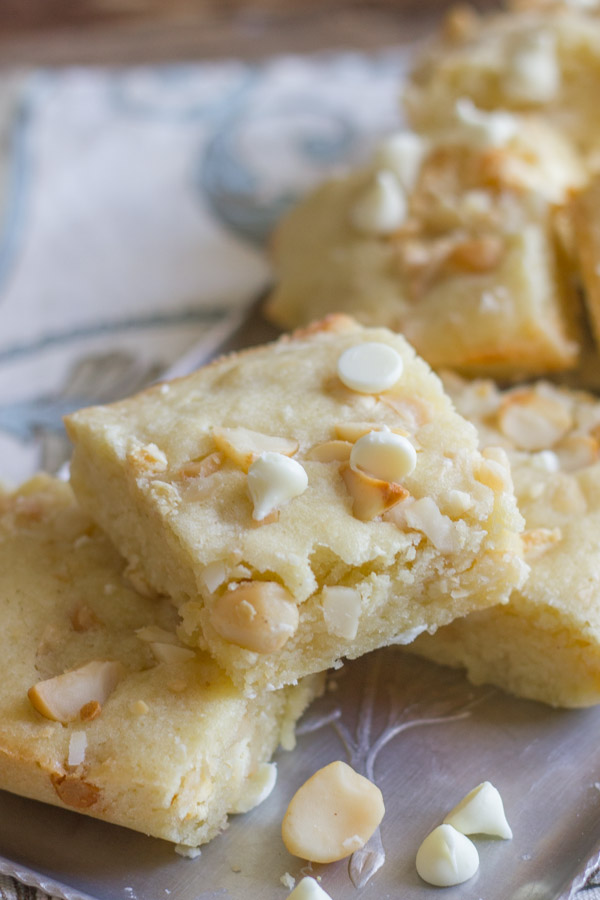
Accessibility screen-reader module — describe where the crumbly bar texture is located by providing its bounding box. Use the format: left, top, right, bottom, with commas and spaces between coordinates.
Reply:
404, 1, 600, 162
411, 373, 600, 707
264, 121, 582, 377
0, 475, 320, 848
65, 316, 527, 694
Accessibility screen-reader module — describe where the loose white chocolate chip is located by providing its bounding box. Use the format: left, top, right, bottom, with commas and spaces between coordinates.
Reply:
247, 452, 308, 521
210, 581, 299, 653
444, 781, 513, 839
350, 429, 416, 483
232, 762, 278, 814
201, 560, 229, 593
416, 824, 479, 887
454, 97, 518, 147
287, 877, 333, 900
337, 342, 403, 394
213, 426, 298, 473
28, 660, 125, 725
350, 169, 408, 235
321, 586, 362, 639
67, 731, 87, 767
281, 760, 384, 863
372, 132, 426, 192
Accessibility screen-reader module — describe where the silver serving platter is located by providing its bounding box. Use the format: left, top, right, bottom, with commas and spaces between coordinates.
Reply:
2, 650, 600, 900
4, 307, 600, 900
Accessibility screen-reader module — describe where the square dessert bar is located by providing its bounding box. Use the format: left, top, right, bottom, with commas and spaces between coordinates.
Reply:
404, 1, 600, 161
411, 374, 600, 707
264, 116, 582, 377
66, 316, 527, 694
0, 475, 320, 849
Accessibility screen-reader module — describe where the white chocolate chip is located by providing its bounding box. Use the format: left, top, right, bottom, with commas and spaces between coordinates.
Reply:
350, 169, 408, 235
350, 429, 416, 483
232, 762, 278, 814
416, 824, 479, 887
321, 586, 362, 640
67, 731, 87, 767
281, 760, 385, 863
337, 342, 403, 394
503, 31, 560, 103
454, 98, 518, 147
247, 453, 308, 521
287, 877, 333, 900
372, 132, 426, 192
444, 781, 513, 839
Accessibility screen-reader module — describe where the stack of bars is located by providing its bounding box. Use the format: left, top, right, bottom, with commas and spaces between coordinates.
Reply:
4, 0, 600, 863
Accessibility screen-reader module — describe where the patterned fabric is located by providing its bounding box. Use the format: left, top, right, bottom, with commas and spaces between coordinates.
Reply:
0, 54, 406, 486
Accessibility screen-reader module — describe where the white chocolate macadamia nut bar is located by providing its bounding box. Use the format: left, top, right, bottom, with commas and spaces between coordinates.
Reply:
66, 316, 527, 694
411, 374, 600, 708
0, 475, 319, 847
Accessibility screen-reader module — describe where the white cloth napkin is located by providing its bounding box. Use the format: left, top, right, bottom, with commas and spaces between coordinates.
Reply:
0, 51, 408, 486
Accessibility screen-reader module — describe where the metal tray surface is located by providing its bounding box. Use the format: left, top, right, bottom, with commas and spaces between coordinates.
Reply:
2, 651, 600, 900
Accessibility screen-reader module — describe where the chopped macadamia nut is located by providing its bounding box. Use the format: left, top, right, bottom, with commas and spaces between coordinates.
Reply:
79, 700, 102, 722
337, 342, 403, 394
210, 581, 299, 653
67, 731, 87, 767
503, 30, 560, 103
247, 453, 308, 521
213, 426, 298, 473
416, 824, 479, 887
444, 781, 512, 839
321, 586, 362, 639
28, 660, 125, 724
350, 170, 408, 235
201, 560, 228, 593
350, 429, 416, 483
340, 463, 409, 521
454, 98, 518, 147
136, 625, 180, 645
231, 762, 277, 814
307, 440, 352, 463
498, 391, 572, 451
281, 760, 384, 863
150, 642, 196, 665
287, 877, 333, 900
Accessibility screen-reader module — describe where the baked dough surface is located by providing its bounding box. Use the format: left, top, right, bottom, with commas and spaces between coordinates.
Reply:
66, 316, 527, 693
265, 122, 582, 376
412, 374, 600, 707
0, 475, 319, 847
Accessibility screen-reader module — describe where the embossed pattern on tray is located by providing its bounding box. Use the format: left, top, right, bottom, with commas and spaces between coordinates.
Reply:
2, 651, 600, 900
